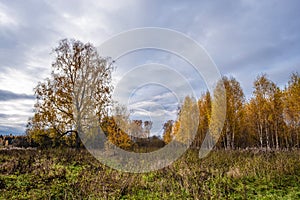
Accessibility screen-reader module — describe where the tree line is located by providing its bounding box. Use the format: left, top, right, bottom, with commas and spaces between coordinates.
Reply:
163, 73, 300, 150
26, 39, 299, 150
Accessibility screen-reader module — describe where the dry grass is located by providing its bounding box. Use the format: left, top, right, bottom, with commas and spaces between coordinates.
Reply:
0, 148, 299, 199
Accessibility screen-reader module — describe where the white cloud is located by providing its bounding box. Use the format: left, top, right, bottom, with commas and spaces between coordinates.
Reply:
0, 68, 38, 94
0, 99, 34, 131
0, 3, 18, 27
0, 0, 300, 134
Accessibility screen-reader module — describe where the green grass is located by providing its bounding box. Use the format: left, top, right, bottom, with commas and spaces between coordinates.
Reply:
0, 148, 299, 199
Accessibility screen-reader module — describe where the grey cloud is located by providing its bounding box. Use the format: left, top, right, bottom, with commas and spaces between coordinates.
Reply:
137, 0, 300, 94
0, 113, 9, 118
0, 89, 34, 101
0, 0, 144, 89
0, 113, 30, 119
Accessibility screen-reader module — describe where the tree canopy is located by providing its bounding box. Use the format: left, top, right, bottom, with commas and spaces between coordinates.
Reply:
27, 39, 114, 148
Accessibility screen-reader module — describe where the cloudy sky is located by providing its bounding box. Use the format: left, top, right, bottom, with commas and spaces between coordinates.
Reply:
0, 0, 299, 135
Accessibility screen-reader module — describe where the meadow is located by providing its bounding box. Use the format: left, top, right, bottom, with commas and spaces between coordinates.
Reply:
0, 148, 299, 199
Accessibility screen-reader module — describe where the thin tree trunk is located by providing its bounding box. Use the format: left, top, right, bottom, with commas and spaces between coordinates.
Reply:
296, 124, 299, 148
275, 122, 279, 150
285, 129, 289, 149
232, 129, 235, 150
226, 132, 231, 150
270, 128, 274, 149
266, 126, 270, 150
223, 134, 227, 149
75, 131, 81, 149
259, 123, 263, 148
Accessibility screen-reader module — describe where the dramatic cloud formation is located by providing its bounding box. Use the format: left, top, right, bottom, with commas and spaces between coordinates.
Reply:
0, 0, 299, 135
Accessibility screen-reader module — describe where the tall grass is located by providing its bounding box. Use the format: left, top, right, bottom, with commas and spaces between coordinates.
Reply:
0, 148, 299, 199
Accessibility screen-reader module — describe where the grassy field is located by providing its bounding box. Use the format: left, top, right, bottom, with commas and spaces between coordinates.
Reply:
0, 148, 299, 199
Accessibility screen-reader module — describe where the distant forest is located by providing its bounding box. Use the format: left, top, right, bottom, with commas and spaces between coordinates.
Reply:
164, 73, 300, 150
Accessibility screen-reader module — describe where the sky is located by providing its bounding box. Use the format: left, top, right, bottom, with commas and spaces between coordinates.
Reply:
0, 0, 299, 135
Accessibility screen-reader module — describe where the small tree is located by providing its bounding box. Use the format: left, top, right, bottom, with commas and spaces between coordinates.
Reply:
173, 96, 199, 146
27, 39, 114, 148
162, 120, 174, 144
221, 76, 245, 149
101, 116, 133, 150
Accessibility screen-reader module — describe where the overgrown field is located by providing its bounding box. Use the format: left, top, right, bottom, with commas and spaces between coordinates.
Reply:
0, 148, 299, 199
